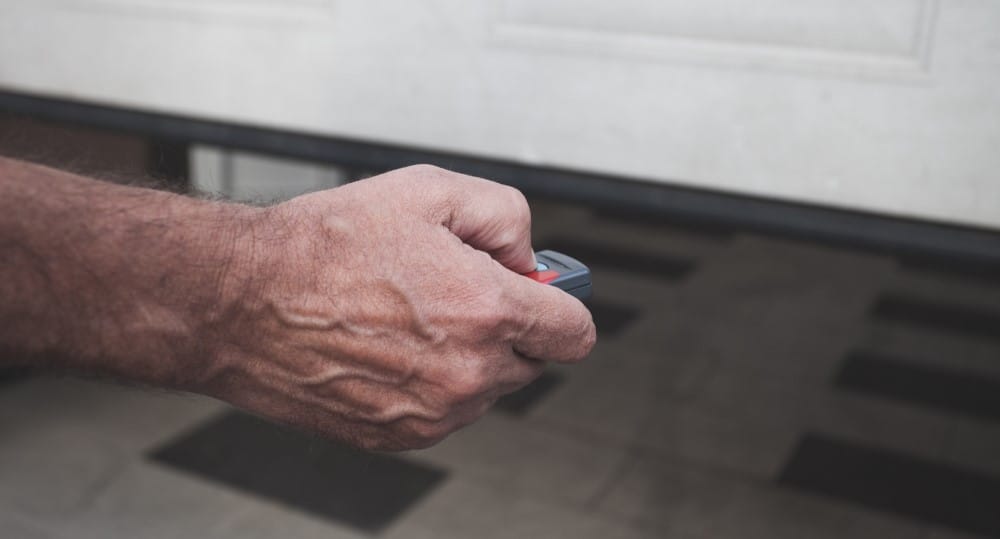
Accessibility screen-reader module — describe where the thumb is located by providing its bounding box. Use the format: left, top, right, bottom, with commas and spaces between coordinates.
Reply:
432, 169, 537, 274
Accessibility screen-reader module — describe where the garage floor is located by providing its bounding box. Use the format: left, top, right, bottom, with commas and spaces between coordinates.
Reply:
1, 196, 998, 539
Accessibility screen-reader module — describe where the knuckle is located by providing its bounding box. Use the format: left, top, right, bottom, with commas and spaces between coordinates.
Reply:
406, 164, 461, 192
504, 186, 532, 229
447, 362, 491, 401
403, 163, 446, 177
402, 164, 464, 210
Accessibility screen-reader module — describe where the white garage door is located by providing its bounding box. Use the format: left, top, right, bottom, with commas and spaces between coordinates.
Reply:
1, 1, 998, 229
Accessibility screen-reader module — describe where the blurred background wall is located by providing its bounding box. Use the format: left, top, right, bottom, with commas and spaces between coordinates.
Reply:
1, 0, 998, 227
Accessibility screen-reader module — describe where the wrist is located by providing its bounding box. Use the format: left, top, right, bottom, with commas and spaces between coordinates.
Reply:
153, 200, 270, 391
74, 194, 268, 391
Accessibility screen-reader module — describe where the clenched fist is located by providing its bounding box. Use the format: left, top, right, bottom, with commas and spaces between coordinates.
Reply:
194, 165, 596, 450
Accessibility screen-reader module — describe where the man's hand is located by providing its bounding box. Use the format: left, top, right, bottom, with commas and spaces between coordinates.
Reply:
0, 158, 594, 451
199, 165, 595, 450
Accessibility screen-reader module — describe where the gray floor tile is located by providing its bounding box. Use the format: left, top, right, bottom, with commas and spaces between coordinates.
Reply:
206, 499, 368, 539
383, 477, 663, 539
0, 416, 131, 520
44, 461, 255, 539
597, 455, 753, 538
0, 377, 226, 524
638, 368, 955, 478
530, 332, 700, 444
35, 457, 364, 539
636, 405, 799, 479
0, 512, 53, 539
673, 314, 860, 385
0, 376, 226, 452
529, 366, 661, 444
412, 412, 628, 507
664, 236, 894, 383
525, 267, 717, 443
599, 455, 930, 539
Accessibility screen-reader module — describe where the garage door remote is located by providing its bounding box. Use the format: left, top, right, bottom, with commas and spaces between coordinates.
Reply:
525, 250, 592, 301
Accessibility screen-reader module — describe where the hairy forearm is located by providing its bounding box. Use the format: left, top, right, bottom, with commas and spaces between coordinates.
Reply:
0, 156, 259, 387
0, 159, 594, 450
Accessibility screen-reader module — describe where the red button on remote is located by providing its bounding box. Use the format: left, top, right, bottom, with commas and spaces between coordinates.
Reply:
525, 270, 561, 284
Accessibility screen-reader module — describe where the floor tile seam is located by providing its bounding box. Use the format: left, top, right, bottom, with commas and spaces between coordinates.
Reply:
413, 472, 656, 537
499, 413, 634, 453
2, 507, 62, 539
626, 438, 777, 486
578, 373, 678, 512
66, 452, 133, 516
667, 394, 958, 450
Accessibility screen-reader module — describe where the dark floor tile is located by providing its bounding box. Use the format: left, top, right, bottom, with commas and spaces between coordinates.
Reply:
779, 434, 1000, 537
897, 256, 1000, 287
589, 298, 642, 337
149, 410, 447, 533
495, 372, 563, 416
542, 237, 696, 282
835, 351, 1000, 422
870, 295, 1000, 342
0, 367, 32, 388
